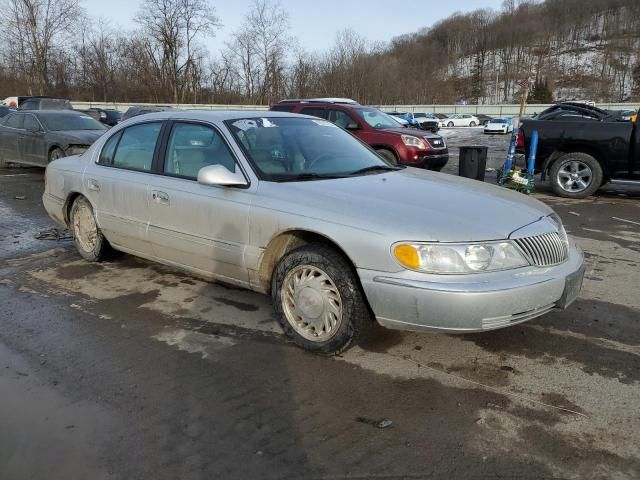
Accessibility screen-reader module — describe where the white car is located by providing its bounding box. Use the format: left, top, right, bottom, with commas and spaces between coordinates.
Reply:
484, 118, 514, 134
440, 114, 480, 127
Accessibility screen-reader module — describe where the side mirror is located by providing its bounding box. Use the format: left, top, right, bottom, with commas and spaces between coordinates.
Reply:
197, 164, 248, 187
27, 125, 42, 134
345, 122, 360, 131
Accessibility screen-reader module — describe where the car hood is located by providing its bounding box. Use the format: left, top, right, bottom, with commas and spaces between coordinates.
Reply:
257, 169, 553, 242
51, 130, 106, 144
380, 127, 440, 139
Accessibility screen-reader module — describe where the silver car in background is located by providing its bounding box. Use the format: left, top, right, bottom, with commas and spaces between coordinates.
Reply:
43, 110, 585, 354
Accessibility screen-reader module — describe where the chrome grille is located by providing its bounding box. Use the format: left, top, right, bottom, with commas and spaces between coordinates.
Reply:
514, 232, 568, 267
426, 137, 446, 149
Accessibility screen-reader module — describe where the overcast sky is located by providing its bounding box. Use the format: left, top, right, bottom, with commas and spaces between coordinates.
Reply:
85, 0, 503, 53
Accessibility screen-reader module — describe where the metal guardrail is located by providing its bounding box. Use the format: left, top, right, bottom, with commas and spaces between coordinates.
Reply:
71, 101, 639, 116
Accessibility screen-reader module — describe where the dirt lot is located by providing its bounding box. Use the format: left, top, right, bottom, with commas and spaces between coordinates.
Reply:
1, 133, 639, 479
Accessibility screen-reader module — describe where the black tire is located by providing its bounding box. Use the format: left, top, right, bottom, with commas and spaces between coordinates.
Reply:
70, 196, 109, 262
447, 121, 454, 127
49, 147, 65, 163
375, 148, 398, 165
469, 121, 477, 127
272, 244, 372, 354
549, 152, 603, 199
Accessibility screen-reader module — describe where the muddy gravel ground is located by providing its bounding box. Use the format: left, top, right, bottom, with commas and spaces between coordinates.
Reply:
1, 133, 639, 479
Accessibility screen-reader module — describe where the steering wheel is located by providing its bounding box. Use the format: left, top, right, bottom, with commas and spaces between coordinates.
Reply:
307, 153, 336, 170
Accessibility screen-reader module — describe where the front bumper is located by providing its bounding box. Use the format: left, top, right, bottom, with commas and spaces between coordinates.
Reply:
358, 241, 584, 333
401, 151, 449, 170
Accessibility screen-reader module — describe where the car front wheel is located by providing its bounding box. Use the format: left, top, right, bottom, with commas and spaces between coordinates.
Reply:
49, 147, 65, 163
272, 244, 371, 354
469, 121, 477, 127
375, 148, 398, 165
550, 152, 603, 199
447, 121, 454, 127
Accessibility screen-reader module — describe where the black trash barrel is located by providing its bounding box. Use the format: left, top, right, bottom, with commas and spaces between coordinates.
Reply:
458, 146, 488, 181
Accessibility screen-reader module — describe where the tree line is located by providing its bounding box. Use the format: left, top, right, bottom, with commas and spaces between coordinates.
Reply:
1, 0, 639, 106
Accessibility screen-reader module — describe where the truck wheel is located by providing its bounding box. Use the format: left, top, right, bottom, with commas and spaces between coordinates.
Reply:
375, 148, 398, 165
550, 153, 603, 199
272, 244, 371, 354
70, 196, 109, 262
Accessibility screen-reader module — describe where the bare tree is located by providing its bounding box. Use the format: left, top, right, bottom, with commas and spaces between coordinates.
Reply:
226, 0, 290, 103
2, 0, 82, 94
135, 0, 220, 103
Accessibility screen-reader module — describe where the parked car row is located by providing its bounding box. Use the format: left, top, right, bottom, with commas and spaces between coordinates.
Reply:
386, 112, 440, 133
0, 97, 182, 166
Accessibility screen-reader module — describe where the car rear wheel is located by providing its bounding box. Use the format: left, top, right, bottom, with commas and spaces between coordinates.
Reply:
70, 196, 109, 262
447, 121, 454, 127
49, 147, 65, 163
272, 244, 371, 354
375, 148, 398, 165
550, 153, 603, 199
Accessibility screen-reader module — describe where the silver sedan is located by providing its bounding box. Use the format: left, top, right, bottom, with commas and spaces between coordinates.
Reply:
43, 111, 585, 354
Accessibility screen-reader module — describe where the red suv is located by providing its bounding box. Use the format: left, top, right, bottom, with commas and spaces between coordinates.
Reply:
270, 98, 449, 171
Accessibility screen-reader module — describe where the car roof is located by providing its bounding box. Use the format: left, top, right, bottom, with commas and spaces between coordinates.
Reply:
29, 110, 94, 117
124, 110, 315, 123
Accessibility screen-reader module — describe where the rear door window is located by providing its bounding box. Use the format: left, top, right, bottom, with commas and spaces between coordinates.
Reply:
5, 113, 24, 129
271, 105, 296, 112
300, 107, 327, 119
111, 122, 162, 171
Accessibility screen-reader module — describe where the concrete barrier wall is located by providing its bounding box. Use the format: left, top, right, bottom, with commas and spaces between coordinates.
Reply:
71, 101, 640, 116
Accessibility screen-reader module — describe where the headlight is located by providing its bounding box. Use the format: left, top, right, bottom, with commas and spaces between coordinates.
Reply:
393, 241, 530, 274
401, 135, 426, 148
547, 213, 568, 242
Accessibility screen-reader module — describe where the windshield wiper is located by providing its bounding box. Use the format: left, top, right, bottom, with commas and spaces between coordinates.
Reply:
349, 165, 403, 175
270, 173, 348, 182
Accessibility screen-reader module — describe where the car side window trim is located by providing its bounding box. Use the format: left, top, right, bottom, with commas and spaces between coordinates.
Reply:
25, 114, 44, 132
157, 119, 251, 188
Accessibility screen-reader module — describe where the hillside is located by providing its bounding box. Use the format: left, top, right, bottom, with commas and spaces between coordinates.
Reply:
367, 0, 640, 104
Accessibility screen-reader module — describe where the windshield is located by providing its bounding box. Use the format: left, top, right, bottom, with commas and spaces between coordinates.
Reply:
355, 108, 403, 129
489, 118, 507, 124
227, 117, 399, 181
39, 113, 106, 131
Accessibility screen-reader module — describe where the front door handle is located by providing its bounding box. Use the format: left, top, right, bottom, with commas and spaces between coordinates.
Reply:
151, 190, 170, 205
87, 179, 100, 192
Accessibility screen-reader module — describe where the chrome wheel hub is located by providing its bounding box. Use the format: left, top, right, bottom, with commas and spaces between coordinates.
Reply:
282, 266, 343, 342
73, 204, 98, 252
557, 161, 592, 193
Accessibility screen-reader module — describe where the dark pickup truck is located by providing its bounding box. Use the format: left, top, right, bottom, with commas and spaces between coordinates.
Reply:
519, 102, 639, 198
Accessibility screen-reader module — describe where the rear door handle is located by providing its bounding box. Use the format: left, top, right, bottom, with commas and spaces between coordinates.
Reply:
151, 190, 170, 205
87, 179, 100, 192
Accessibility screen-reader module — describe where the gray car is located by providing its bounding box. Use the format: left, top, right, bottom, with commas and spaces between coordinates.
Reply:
42, 110, 585, 354
0, 110, 107, 166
